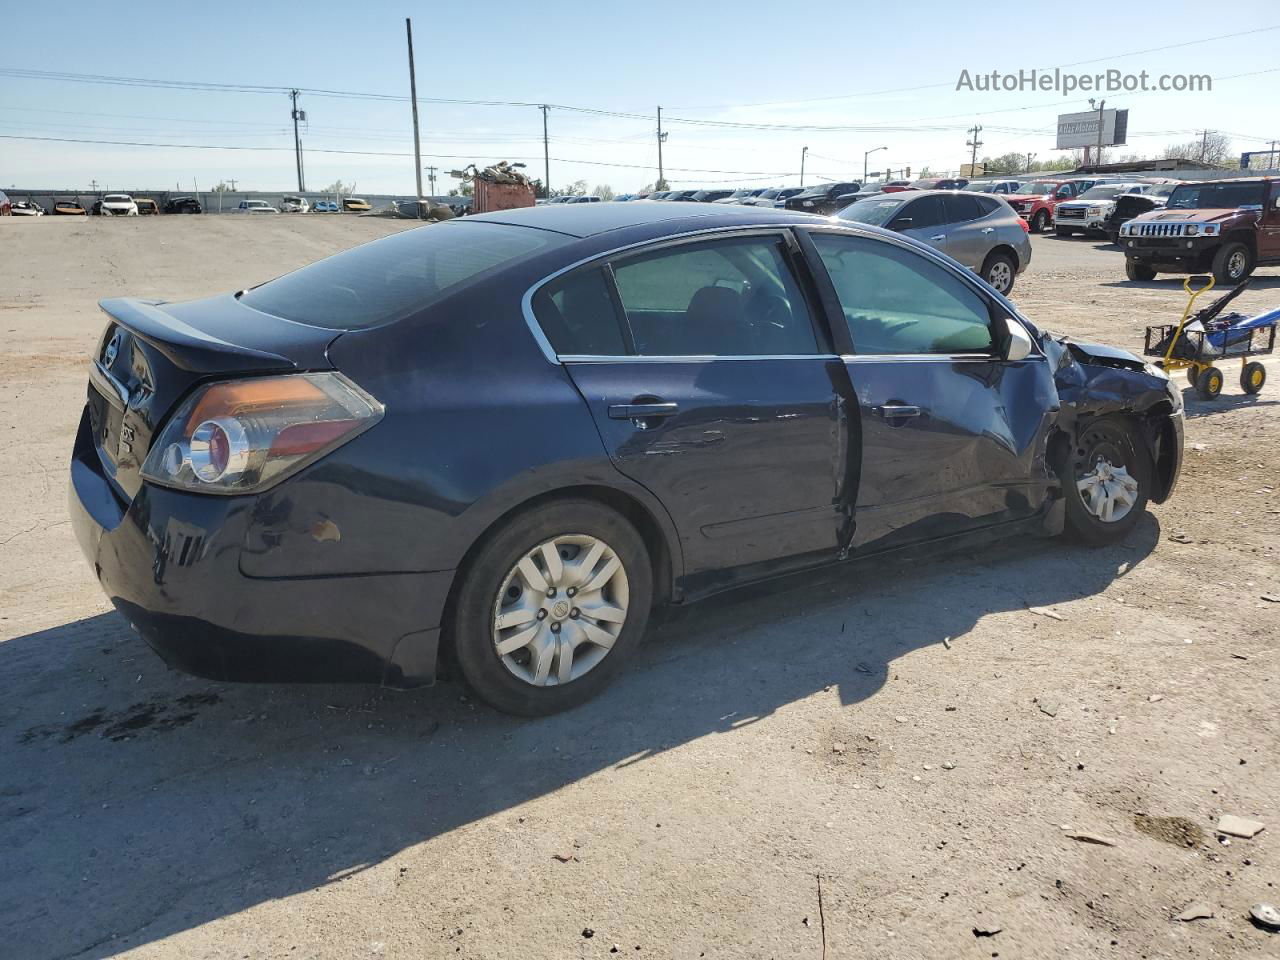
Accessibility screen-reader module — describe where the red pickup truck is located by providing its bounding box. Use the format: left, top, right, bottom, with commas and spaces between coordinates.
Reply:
1003, 180, 1086, 232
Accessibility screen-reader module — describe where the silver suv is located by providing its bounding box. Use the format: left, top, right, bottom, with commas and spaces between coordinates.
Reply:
838, 190, 1032, 294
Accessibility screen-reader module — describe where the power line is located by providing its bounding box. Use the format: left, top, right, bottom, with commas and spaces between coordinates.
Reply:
0, 134, 800, 176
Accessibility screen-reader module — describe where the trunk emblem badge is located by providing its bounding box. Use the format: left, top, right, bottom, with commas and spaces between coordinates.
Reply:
103, 332, 122, 367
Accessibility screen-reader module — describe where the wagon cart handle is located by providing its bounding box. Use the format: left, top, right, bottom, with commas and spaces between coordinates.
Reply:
1163, 275, 1217, 368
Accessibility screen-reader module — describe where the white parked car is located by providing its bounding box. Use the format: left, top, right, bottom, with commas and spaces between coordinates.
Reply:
10, 200, 45, 216
100, 194, 139, 216
279, 196, 310, 213
236, 200, 279, 214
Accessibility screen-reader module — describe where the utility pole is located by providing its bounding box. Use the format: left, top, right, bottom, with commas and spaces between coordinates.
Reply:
656, 106, 667, 189
1093, 98, 1106, 167
406, 18, 424, 213
1199, 128, 1210, 162
1270, 140, 1279, 170
424, 166, 438, 197
289, 89, 306, 192
227, 178, 238, 191
800, 145, 809, 186
540, 105, 551, 198
1025, 152, 1036, 173
966, 124, 983, 177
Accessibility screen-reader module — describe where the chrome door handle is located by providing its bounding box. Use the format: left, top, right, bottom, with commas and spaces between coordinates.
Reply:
875, 404, 921, 419
981, 227, 995, 234
929, 234, 946, 242
608, 402, 678, 420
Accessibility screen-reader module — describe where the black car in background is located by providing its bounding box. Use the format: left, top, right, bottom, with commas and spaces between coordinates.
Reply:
164, 196, 203, 214
70, 203, 1183, 716
783, 182, 862, 215
689, 189, 735, 203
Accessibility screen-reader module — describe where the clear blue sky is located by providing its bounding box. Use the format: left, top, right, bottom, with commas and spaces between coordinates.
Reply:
2, 0, 1277, 195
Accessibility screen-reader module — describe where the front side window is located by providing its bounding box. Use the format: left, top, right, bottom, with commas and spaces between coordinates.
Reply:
811, 233, 995, 356
610, 236, 820, 356
898, 195, 946, 229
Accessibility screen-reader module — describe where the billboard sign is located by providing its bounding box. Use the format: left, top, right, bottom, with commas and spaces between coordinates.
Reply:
1056, 109, 1128, 149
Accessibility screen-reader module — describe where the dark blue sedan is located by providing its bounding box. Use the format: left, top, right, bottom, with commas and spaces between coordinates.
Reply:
70, 203, 1183, 715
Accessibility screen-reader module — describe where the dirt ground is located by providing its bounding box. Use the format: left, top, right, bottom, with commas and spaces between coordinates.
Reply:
1, 215, 1277, 960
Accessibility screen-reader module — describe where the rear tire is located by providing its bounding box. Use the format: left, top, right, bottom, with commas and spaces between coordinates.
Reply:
1241, 361, 1266, 395
1062, 418, 1151, 546
1126, 260, 1157, 281
1211, 242, 1253, 285
981, 251, 1017, 295
1196, 366, 1224, 400
1031, 210, 1049, 233
451, 499, 653, 716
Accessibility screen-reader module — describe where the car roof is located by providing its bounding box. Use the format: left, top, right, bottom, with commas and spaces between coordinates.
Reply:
471, 201, 825, 238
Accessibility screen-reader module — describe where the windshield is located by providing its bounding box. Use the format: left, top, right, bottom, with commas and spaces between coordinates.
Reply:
837, 197, 906, 227
1078, 187, 1124, 201
1012, 181, 1055, 196
963, 182, 996, 192
241, 222, 571, 330
104, 195, 131, 203
1150, 183, 1179, 197
1165, 181, 1267, 210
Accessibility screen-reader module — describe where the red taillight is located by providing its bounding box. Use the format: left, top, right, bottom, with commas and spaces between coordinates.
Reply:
1017, 218, 1030, 233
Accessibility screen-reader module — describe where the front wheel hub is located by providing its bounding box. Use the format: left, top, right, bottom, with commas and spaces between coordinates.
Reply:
1076, 458, 1139, 523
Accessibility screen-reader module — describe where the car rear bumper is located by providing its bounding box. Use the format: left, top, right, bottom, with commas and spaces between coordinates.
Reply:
69, 408, 450, 688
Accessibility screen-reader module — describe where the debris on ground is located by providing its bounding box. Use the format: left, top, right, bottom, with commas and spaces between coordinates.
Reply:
1168, 532, 1194, 544
1038, 701, 1059, 718
1250, 903, 1280, 932
1066, 832, 1117, 846
1175, 903, 1214, 922
1216, 815, 1265, 839
972, 924, 1002, 937
1148, 694, 1164, 702
1026, 604, 1067, 621
1261, 593, 1280, 603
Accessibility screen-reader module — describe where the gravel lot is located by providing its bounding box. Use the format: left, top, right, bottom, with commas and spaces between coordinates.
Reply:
2, 215, 1278, 960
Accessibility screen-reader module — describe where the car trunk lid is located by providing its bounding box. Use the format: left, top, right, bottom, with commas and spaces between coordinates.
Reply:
86, 295, 337, 501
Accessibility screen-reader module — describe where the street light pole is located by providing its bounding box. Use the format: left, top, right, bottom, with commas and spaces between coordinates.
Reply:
800, 146, 809, 187
864, 146, 887, 183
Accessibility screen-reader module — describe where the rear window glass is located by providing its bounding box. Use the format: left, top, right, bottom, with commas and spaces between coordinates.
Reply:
241, 222, 569, 330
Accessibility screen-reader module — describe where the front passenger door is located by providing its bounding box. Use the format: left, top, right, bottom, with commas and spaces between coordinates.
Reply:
892, 195, 948, 255
801, 229, 1059, 552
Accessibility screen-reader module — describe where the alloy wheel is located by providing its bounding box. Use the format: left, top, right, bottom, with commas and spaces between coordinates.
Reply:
1227, 250, 1247, 280
1076, 458, 1139, 523
492, 534, 630, 686
987, 260, 1012, 292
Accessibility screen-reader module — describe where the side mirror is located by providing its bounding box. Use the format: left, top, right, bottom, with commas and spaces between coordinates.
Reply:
1001, 316, 1034, 362
890, 217, 913, 230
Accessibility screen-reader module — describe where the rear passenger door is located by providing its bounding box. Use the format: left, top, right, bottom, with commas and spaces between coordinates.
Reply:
530, 230, 856, 591
942, 192, 993, 270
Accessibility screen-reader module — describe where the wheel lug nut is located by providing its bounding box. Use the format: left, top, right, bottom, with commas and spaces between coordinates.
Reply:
547, 587, 557, 598
570, 608, 580, 619
551, 622, 561, 633
567, 587, 576, 597
536, 609, 547, 620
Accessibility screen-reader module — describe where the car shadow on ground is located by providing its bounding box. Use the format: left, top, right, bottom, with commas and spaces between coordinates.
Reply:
0, 518, 1159, 958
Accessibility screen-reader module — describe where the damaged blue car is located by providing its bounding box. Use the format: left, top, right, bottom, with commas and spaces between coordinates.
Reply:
70, 203, 1183, 715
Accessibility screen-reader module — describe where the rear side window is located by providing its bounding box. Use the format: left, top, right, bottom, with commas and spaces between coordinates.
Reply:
610, 236, 820, 356
812, 233, 994, 356
944, 194, 983, 222
532, 268, 627, 355
974, 195, 1002, 215
241, 222, 569, 330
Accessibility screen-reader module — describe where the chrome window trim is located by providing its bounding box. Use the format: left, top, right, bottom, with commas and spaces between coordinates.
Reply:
520, 223, 819, 365
839, 353, 1044, 363
559, 353, 841, 364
